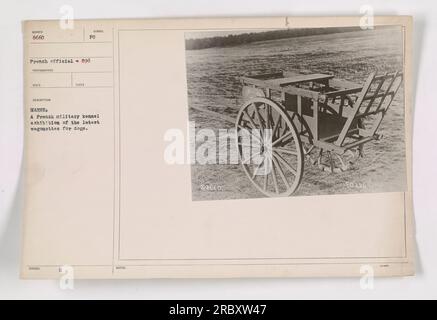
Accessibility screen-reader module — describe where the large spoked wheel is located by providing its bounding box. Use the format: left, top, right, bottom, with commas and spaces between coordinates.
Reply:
236, 97, 304, 197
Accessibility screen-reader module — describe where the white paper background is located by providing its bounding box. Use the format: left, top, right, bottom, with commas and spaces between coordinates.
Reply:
0, 0, 435, 299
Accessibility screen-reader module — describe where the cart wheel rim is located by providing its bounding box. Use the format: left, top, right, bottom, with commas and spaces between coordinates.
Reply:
236, 97, 304, 197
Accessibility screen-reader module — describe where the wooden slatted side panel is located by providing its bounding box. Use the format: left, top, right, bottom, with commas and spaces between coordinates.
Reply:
335, 71, 404, 146
374, 72, 400, 113
369, 72, 404, 135
357, 72, 403, 117
334, 72, 376, 146
362, 72, 387, 115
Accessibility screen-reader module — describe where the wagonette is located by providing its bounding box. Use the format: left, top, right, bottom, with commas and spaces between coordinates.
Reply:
236, 70, 403, 197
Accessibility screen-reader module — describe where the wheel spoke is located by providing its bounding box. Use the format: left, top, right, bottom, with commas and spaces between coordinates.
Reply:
278, 114, 289, 137
264, 104, 272, 129
253, 105, 266, 140
274, 147, 298, 156
273, 150, 297, 176
271, 161, 279, 194
238, 142, 253, 148
237, 125, 262, 144
243, 109, 259, 132
272, 155, 290, 189
263, 171, 268, 191
254, 105, 265, 129
303, 144, 314, 155
241, 151, 261, 165
272, 113, 282, 140
272, 131, 293, 147
281, 136, 294, 145
251, 156, 266, 179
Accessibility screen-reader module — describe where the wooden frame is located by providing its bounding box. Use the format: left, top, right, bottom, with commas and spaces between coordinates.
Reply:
240, 70, 404, 154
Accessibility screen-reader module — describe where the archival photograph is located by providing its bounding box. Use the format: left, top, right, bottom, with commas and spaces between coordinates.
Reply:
185, 26, 406, 201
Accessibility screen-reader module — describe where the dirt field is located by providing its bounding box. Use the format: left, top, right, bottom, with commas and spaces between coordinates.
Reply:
185, 27, 406, 200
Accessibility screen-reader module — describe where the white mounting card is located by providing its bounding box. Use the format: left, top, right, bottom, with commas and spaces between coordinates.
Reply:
21, 16, 414, 279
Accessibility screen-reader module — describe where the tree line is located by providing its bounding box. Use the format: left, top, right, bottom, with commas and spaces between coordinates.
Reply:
186, 27, 362, 50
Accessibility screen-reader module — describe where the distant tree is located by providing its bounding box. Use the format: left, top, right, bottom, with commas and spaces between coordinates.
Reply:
185, 27, 363, 50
